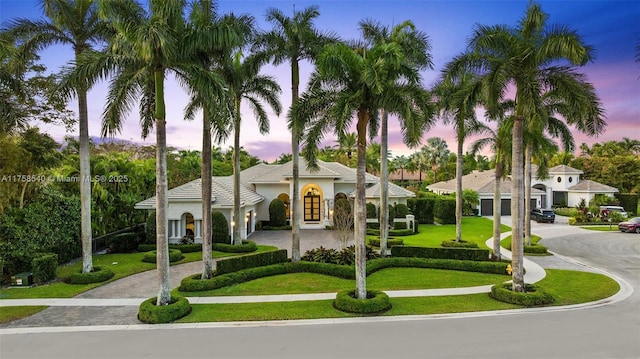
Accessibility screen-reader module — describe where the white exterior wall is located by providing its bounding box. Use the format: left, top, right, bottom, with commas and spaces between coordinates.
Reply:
254, 183, 289, 223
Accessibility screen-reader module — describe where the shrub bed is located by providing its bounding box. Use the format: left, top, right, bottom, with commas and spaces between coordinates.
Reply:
366, 257, 510, 275
138, 244, 202, 253
301, 246, 379, 266
108, 233, 140, 253
32, 253, 58, 285
216, 249, 288, 275
179, 261, 355, 292
388, 229, 414, 236
441, 240, 479, 248
333, 290, 391, 314
524, 243, 548, 254
213, 241, 257, 253
490, 283, 554, 306
67, 266, 115, 284
141, 249, 184, 264
392, 246, 490, 261
367, 238, 404, 248
138, 296, 191, 324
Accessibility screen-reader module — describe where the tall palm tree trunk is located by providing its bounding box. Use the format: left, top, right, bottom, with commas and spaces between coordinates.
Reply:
78, 85, 93, 273
291, 60, 301, 261
511, 115, 525, 292
455, 133, 463, 242
232, 97, 242, 245
354, 110, 368, 299
154, 68, 171, 305
201, 106, 213, 278
492, 162, 502, 261
524, 143, 532, 246
380, 109, 389, 256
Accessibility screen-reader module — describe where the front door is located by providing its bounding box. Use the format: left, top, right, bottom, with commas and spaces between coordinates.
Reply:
304, 195, 321, 222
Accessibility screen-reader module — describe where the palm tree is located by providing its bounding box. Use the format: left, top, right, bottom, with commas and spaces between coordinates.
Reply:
64, 0, 233, 305
336, 132, 358, 163
292, 26, 431, 299
471, 121, 512, 261
450, 2, 605, 291
361, 19, 433, 256
6, 0, 110, 274
253, 5, 336, 262
392, 155, 409, 181
215, 50, 282, 244
183, 1, 252, 278
421, 137, 450, 184
435, 71, 488, 242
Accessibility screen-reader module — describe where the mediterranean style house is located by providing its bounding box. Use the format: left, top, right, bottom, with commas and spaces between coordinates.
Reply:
135, 160, 415, 243
426, 164, 618, 216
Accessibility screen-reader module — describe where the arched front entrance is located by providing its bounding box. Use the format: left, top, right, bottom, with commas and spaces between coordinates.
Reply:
277, 193, 290, 220
301, 184, 323, 222
181, 212, 195, 239
533, 184, 548, 208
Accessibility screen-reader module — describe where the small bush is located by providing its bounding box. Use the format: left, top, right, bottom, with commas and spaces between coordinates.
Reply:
391, 246, 490, 261
67, 266, 115, 284
441, 240, 479, 248
213, 241, 257, 253
138, 296, 191, 324
366, 203, 377, 218
211, 211, 230, 244
31, 253, 58, 285
393, 221, 407, 230
490, 283, 554, 306
334, 290, 391, 314
216, 249, 288, 275
108, 233, 140, 253
367, 238, 404, 248
388, 228, 414, 236
395, 203, 409, 218
269, 199, 287, 227
141, 249, 184, 263
524, 243, 548, 254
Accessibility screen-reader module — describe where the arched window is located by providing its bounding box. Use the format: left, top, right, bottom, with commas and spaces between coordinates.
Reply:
302, 185, 322, 222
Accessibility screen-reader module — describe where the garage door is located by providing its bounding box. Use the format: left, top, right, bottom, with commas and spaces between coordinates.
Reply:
481, 199, 512, 215
501, 199, 511, 215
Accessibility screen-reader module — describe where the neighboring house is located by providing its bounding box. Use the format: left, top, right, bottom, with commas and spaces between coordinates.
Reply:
426, 164, 618, 216
135, 160, 415, 243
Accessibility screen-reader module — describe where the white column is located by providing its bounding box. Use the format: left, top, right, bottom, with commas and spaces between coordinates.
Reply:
195, 220, 202, 240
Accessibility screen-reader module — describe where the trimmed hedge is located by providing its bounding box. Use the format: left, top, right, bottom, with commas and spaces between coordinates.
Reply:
434, 196, 456, 224
524, 244, 548, 254
441, 240, 479, 248
32, 253, 58, 284
138, 243, 202, 253
367, 238, 404, 248
68, 266, 115, 284
213, 241, 257, 253
366, 257, 510, 275
366, 203, 377, 218
108, 232, 140, 253
141, 249, 184, 263
212, 211, 230, 244
179, 261, 355, 292
408, 196, 435, 224
391, 245, 490, 261
395, 203, 409, 218
216, 249, 288, 275
334, 290, 391, 314
138, 296, 191, 324
393, 221, 407, 230
269, 198, 287, 227
145, 212, 156, 244
490, 283, 554, 306
388, 228, 414, 236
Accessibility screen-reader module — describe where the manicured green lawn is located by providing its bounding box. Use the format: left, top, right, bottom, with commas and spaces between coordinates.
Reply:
177, 269, 618, 323
500, 234, 541, 249
0, 306, 48, 324
0, 245, 278, 299
179, 268, 509, 297
386, 217, 510, 249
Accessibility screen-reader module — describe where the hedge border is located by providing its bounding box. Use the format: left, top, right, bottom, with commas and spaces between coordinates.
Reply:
138, 296, 191, 324
392, 246, 490, 261
367, 238, 404, 248
67, 266, 115, 284
141, 249, 184, 263
333, 290, 391, 314
138, 244, 202, 253
490, 283, 554, 307
441, 240, 479, 248
213, 241, 257, 253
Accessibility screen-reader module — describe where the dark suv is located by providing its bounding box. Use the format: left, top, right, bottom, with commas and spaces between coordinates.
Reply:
531, 208, 555, 223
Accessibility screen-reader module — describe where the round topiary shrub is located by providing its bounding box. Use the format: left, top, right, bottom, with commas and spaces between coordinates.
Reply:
68, 266, 115, 284
211, 211, 230, 244
395, 203, 409, 218
490, 283, 554, 307
366, 202, 377, 218
138, 296, 191, 324
441, 240, 479, 248
269, 198, 287, 227
141, 249, 184, 263
333, 290, 391, 314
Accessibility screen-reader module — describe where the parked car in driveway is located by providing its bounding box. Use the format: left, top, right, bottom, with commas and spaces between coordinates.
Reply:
618, 217, 640, 233
531, 208, 555, 223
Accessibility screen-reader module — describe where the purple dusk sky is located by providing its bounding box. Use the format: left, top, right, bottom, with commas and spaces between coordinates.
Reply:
1, 0, 639, 161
